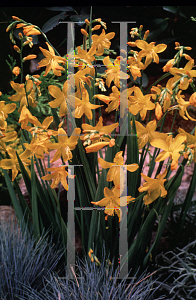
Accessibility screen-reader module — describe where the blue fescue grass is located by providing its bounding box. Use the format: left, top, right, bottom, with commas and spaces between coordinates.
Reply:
0, 214, 64, 300
17, 242, 164, 300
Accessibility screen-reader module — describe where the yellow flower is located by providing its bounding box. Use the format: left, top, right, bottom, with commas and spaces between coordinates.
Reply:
48, 81, 70, 117
0, 147, 32, 181
134, 120, 167, 149
8, 80, 36, 112
38, 42, 66, 76
169, 59, 196, 90
81, 116, 118, 153
68, 89, 102, 120
23, 136, 52, 159
138, 169, 167, 205
47, 128, 81, 163
98, 151, 139, 189
68, 67, 95, 98
18, 105, 38, 129
135, 40, 167, 68
128, 86, 155, 120
91, 186, 135, 222
26, 116, 58, 139
178, 127, 196, 162
0, 130, 18, 153
102, 56, 129, 88
75, 45, 96, 67
94, 85, 120, 113
91, 29, 115, 56
175, 90, 196, 121
0, 101, 16, 130
127, 55, 144, 80
12, 66, 20, 76
41, 165, 74, 190
150, 133, 186, 163
162, 58, 175, 72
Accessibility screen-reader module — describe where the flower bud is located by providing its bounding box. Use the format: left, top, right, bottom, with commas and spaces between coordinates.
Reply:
127, 42, 136, 47
18, 32, 23, 39
12, 16, 21, 21
184, 54, 192, 60
13, 45, 20, 53
185, 46, 192, 50
175, 42, 180, 47
12, 66, 20, 76
85, 19, 90, 25
22, 54, 37, 61
81, 28, 88, 36
92, 25, 101, 31
6, 23, 13, 32
0, 91, 2, 96
139, 25, 143, 31
109, 139, 115, 147
155, 103, 163, 120
144, 30, 149, 40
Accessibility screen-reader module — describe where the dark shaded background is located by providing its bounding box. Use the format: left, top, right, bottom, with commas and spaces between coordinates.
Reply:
1, 6, 196, 93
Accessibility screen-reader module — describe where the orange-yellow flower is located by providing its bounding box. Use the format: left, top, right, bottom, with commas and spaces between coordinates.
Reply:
102, 56, 129, 88
134, 120, 167, 149
0, 147, 32, 181
94, 85, 120, 113
81, 116, 118, 153
138, 169, 167, 205
41, 165, 74, 190
48, 81, 70, 117
75, 45, 96, 67
68, 89, 102, 120
0, 130, 18, 152
8, 80, 36, 112
135, 40, 167, 68
91, 29, 115, 56
91, 186, 135, 222
38, 42, 66, 77
18, 105, 38, 129
150, 133, 186, 164
175, 90, 196, 121
47, 128, 81, 163
98, 151, 139, 189
169, 59, 196, 90
68, 67, 95, 98
162, 58, 175, 72
127, 55, 144, 80
23, 136, 52, 159
0, 101, 16, 130
128, 86, 155, 120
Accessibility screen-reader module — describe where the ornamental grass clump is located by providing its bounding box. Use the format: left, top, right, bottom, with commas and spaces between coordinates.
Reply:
1, 9, 196, 280
0, 216, 64, 300
18, 243, 163, 300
